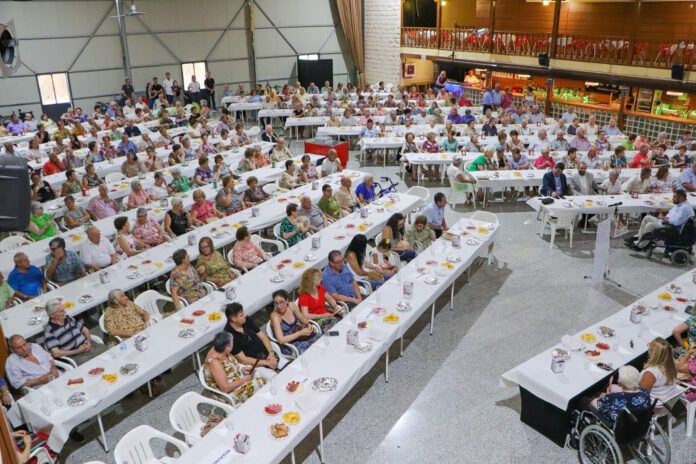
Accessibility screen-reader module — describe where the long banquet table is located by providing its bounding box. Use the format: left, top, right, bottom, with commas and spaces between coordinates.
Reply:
0, 153, 321, 275
1, 163, 348, 340
176, 217, 498, 464
501, 269, 694, 446
16, 189, 423, 452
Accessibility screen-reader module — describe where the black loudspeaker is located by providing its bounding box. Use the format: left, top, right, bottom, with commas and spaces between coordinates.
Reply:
538, 53, 549, 67
671, 64, 684, 80
297, 59, 333, 88
0, 156, 30, 232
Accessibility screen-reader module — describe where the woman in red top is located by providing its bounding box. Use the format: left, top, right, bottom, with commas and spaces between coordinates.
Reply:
297, 268, 343, 332
190, 189, 223, 224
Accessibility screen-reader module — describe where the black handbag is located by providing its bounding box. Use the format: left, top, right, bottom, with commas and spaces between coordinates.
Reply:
541, 197, 555, 205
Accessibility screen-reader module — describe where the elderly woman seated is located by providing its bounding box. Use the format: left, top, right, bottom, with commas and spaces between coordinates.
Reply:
28, 202, 58, 241
164, 197, 194, 237
104, 289, 150, 339
190, 189, 223, 225
588, 366, 651, 425
63, 195, 91, 229
279, 160, 299, 190
127, 179, 150, 209
203, 331, 270, 404
677, 345, 696, 402
132, 207, 166, 247
171, 248, 208, 310
279, 203, 308, 247
196, 237, 237, 287
232, 226, 268, 270
242, 176, 269, 206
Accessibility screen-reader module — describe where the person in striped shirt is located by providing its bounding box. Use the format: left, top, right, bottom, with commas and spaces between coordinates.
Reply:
43, 299, 106, 365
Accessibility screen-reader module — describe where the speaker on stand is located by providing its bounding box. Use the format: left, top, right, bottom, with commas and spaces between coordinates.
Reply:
671, 64, 685, 81
0, 156, 30, 232
538, 53, 550, 67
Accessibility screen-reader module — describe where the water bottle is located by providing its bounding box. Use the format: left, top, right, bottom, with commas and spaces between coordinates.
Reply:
403, 281, 414, 300
251, 206, 260, 217
225, 286, 236, 301
311, 236, 321, 249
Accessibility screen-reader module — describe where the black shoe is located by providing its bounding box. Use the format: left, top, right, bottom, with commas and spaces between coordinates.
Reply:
69, 429, 85, 444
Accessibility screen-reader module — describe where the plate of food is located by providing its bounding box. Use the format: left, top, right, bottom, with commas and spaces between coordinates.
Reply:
281, 258, 292, 265
383, 314, 400, 324
440, 262, 454, 270
208, 312, 222, 321
334, 235, 346, 240
66, 377, 84, 389
312, 377, 338, 392
292, 262, 305, 269
285, 381, 304, 394
88, 367, 105, 377
657, 292, 673, 301
270, 423, 289, 440
70, 234, 83, 242
192, 310, 206, 317
580, 333, 597, 343
357, 225, 368, 232
676, 297, 689, 303
127, 264, 138, 270
79, 295, 93, 304
282, 411, 301, 426
357, 321, 368, 329
597, 362, 614, 372
585, 349, 602, 361
424, 276, 439, 285
345, 224, 355, 229
371, 306, 387, 316
64, 301, 75, 309
120, 363, 139, 376
178, 317, 195, 326
666, 284, 682, 294
595, 342, 610, 350
598, 326, 615, 338
425, 260, 437, 266
277, 198, 288, 203
663, 305, 676, 313
102, 373, 118, 384
141, 260, 152, 265
396, 301, 412, 312
264, 403, 283, 416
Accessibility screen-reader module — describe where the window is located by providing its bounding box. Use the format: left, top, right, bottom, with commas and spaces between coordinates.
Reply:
298, 54, 319, 60
37, 73, 71, 105
181, 62, 207, 90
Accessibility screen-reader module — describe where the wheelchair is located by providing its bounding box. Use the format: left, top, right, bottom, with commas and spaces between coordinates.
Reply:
568, 402, 670, 464
643, 216, 696, 266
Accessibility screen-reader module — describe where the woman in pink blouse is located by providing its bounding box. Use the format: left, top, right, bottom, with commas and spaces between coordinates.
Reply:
127, 180, 150, 209
232, 226, 268, 270
190, 189, 223, 225
132, 208, 166, 247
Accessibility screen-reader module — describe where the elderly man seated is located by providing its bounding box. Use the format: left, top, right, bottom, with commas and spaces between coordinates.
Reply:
45, 237, 87, 285
323, 250, 363, 308
87, 183, 119, 220
622, 167, 652, 194
5, 335, 58, 390
335, 175, 359, 213
104, 289, 150, 339
80, 226, 117, 271
271, 137, 293, 163
298, 195, 328, 232
320, 148, 343, 176
8, 252, 47, 300
44, 298, 107, 365
625, 189, 695, 250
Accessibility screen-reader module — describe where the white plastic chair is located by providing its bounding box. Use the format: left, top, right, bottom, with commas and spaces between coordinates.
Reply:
272, 223, 289, 249
197, 364, 240, 407
264, 320, 322, 360
404, 186, 430, 209
99, 312, 123, 343
545, 212, 577, 250
251, 233, 286, 253
28, 448, 54, 464
677, 381, 696, 437
0, 234, 30, 252
471, 211, 499, 226
133, 289, 170, 322
169, 391, 235, 445
164, 278, 215, 298
262, 183, 279, 197
114, 425, 189, 464
245, 126, 261, 139
105, 172, 126, 183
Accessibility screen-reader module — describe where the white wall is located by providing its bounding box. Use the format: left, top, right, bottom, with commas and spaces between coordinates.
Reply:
0, 0, 352, 117
364, 0, 402, 86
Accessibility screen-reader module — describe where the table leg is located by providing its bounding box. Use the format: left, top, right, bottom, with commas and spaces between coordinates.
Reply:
97, 413, 109, 452
319, 420, 326, 464
291, 450, 296, 464
430, 303, 435, 335
384, 349, 389, 383
400, 336, 404, 356
450, 283, 455, 310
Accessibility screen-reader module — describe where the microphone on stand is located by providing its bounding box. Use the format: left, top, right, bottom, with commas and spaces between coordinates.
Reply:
607, 202, 623, 208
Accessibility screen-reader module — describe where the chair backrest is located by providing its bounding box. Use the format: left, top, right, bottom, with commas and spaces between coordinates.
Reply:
0, 234, 30, 252
272, 223, 284, 242
169, 391, 234, 443
404, 186, 430, 205
105, 172, 126, 183
133, 289, 170, 321
551, 212, 577, 228
114, 425, 189, 464
197, 364, 236, 406
265, 321, 278, 343
245, 126, 261, 138
251, 234, 286, 253
472, 211, 499, 226
262, 183, 279, 196
612, 404, 655, 445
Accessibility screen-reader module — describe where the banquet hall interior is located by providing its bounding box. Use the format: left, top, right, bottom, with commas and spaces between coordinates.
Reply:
1, 0, 696, 463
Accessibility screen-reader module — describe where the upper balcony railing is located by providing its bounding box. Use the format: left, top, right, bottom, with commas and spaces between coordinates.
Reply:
401, 27, 694, 71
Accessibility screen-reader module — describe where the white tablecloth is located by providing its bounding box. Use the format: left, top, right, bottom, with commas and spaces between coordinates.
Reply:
17, 191, 422, 452
284, 117, 330, 128
470, 168, 682, 189
1, 160, 342, 340
177, 217, 498, 463
501, 270, 694, 410
526, 192, 696, 216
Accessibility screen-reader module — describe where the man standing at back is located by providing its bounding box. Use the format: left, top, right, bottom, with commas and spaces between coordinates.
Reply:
162, 72, 174, 104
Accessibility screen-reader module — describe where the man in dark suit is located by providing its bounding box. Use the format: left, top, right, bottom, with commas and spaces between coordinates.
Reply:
540, 162, 569, 198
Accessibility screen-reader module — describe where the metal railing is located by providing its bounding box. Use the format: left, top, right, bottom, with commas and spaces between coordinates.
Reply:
401, 27, 694, 71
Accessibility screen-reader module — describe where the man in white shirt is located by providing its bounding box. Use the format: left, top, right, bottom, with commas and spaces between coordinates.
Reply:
447, 155, 475, 186
622, 167, 652, 194
526, 129, 550, 154
320, 149, 343, 176
81, 226, 117, 271
123, 99, 136, 118
163, 72, 174, 104
600, 170, 622, 194
626, 189, 695, 250
148, 172, 169, 200
561, 109, 577, 124
414, 108, 429, 125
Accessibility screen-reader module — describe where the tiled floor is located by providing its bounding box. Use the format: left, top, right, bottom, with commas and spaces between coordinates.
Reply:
63, 140, 696, 464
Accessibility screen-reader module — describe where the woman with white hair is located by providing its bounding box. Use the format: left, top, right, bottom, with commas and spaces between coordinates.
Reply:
591, 365, 651, 424
127, 179, 150, 209
104, 289, 150, 339
600, 170, 623, 195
